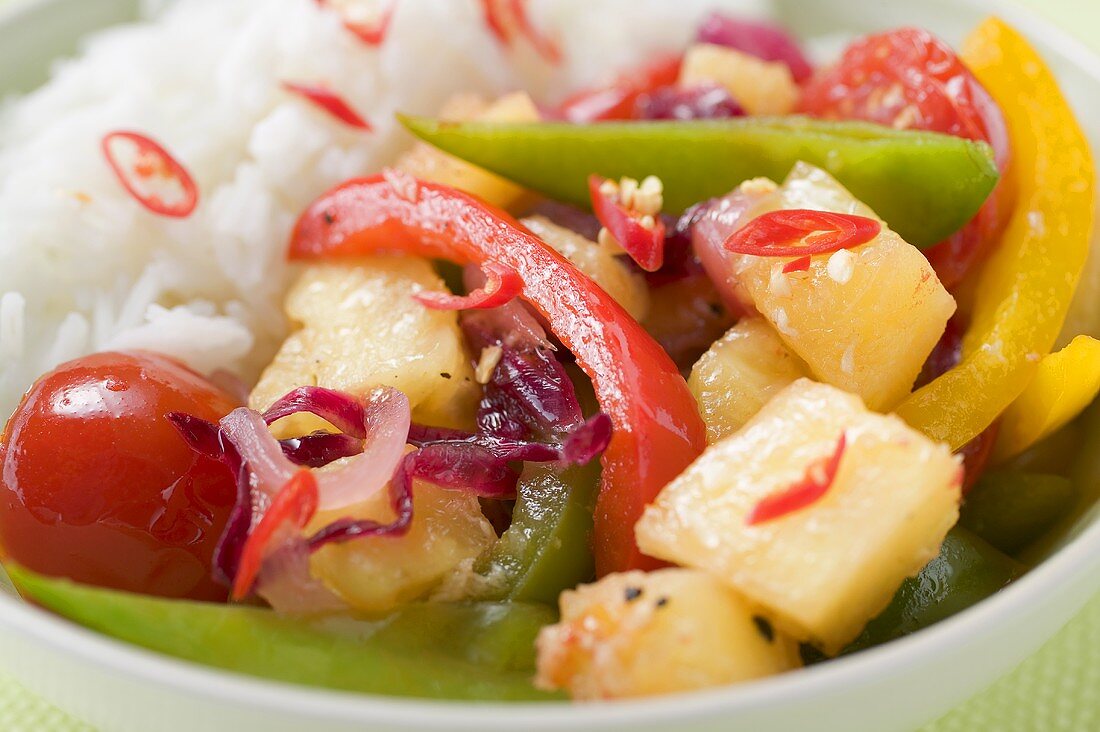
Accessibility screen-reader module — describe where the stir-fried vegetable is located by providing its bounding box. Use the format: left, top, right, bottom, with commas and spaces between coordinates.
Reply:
399, 115, 999, 248
9, 565, 559, 701
960, 471, 1077, 554
896, 18, 1095, 450
287, 172, 706, 575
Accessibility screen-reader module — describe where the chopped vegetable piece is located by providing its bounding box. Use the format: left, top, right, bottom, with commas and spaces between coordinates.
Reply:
724, 209, 880, 257
637, 379, 962, 654
249, 257, 479, 433
399, 115, 999, 248
281, 82, 372, 129
634, 83, 744, 121
781, 255, 811, 273
588, 175, 666, 272
960, 471, 1077, 554
845, 528, 1022, 653
9, 565, 560, 701
315, 0, 395, 46
689, 318, 809, 443
288, 174, 706, 574
101, 131, 199, 218
641, 271, 735, 370
993, 336, 1100, 463
233, 470, 318, 600
747, 433, 846, 525
555, 54, 682, 122
895, 18, 1095, 450
693, 165, 955, 410
680, 44, 798, 116
413, 261, 522, 311
695, 12, 812, 82
536, 569, 800, 699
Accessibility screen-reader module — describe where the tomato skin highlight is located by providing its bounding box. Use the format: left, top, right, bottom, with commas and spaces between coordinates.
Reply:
0, 351, 240, 601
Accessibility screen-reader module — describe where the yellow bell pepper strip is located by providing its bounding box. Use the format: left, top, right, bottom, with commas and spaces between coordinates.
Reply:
896, 18, 1095, 449
992, 335, 1100, 463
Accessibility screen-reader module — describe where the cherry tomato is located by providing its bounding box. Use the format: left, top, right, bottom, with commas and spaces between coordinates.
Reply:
0, 351, 240, 600
800, 28, 1010, 288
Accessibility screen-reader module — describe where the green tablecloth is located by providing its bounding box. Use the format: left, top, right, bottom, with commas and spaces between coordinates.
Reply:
1, 0, 1099, 729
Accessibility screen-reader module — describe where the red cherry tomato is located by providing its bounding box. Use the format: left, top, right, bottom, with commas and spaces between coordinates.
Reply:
0, 351, 240, 600
800, 28, 1010, 288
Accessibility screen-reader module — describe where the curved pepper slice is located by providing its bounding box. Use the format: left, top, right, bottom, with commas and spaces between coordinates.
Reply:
288, 172, 706, 575
896, 18, 1095, 450
992, 335, 1100, 463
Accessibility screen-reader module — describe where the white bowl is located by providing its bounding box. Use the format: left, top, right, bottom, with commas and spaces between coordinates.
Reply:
2, 0, 1099, 730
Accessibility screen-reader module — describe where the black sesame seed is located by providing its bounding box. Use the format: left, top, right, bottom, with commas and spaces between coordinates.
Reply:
655, 596, 670, 608
624, 586, 643, 602
323, 210, 336, 225
753, 615, 775, 643
440, 372, 452, 379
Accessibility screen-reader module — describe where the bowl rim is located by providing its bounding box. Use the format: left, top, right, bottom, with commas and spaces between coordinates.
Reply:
1, 0, 1100, 728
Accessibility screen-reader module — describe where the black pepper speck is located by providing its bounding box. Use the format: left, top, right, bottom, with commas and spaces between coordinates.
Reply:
624, 586, 643, 602
753, 615, 775, 643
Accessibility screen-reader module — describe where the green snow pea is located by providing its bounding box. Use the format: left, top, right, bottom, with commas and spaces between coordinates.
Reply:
8, 565, 561, 701
399, 115, 999, 249
960, 471, 1077, 554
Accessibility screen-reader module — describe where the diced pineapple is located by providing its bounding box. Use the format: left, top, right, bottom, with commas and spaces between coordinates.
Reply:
522, 215, 650, 321
536, 569, 800, 700
679, 44, 799, 115
690, 318, 809, 443
636, 379, 962, 654
308, 481, 496, 615
396, 91, 540, 212
250, 257, 479, 433
729, 163, 956, 410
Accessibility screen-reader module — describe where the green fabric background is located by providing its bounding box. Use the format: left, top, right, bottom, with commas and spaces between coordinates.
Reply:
0, 0, 1098, 729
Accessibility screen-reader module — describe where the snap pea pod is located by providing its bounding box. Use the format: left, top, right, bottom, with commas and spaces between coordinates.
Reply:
844, 528, 1023, 654
476, 461, 600, 604
960, 471, 1077, 554
8, 565, 562, 701
399, 115, 999, 249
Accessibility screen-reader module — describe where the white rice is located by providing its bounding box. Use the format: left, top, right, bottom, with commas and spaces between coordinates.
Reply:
0, 0, 771, 417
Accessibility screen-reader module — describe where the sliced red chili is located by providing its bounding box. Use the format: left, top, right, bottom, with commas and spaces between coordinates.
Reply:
101, 131, 199, 218
315, 0, 396, 46
747, 433, 847, 525
725, 209, 881, 258
232, 469, 319, 601
478, 0, 561, 64
781, 255, 812, 273
413, 261, 522, 311
281, 82, 372, 130
588, 175, 666, 272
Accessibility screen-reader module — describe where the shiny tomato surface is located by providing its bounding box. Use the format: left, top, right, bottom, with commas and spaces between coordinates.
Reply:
0, 351, 239, 600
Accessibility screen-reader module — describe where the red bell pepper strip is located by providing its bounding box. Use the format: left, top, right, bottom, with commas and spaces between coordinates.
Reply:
588, 175, 666, 272
413, 260, 522, 311
288, 171, 707, 574
747, 432, 847, 525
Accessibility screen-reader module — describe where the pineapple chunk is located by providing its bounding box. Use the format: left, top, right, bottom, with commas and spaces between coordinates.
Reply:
690, 318, 809, 443
309, 481, 496, 614
250, 257, 479, 433
680, 44, 798, 115
636, 379, 962, 654
396, 91, 539, 212
535, 569, 800, 699
730, 163, 956, 410
522, 215, 650, 321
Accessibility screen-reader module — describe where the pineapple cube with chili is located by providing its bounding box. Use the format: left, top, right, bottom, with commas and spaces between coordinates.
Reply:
250, 257, 479, 433
535, 569, 801, 700
636, 379, 962, 654
728, 163, 956, 410
396, 91, 539, 212
679, 43, 799, 115
690, 318, 809, 443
